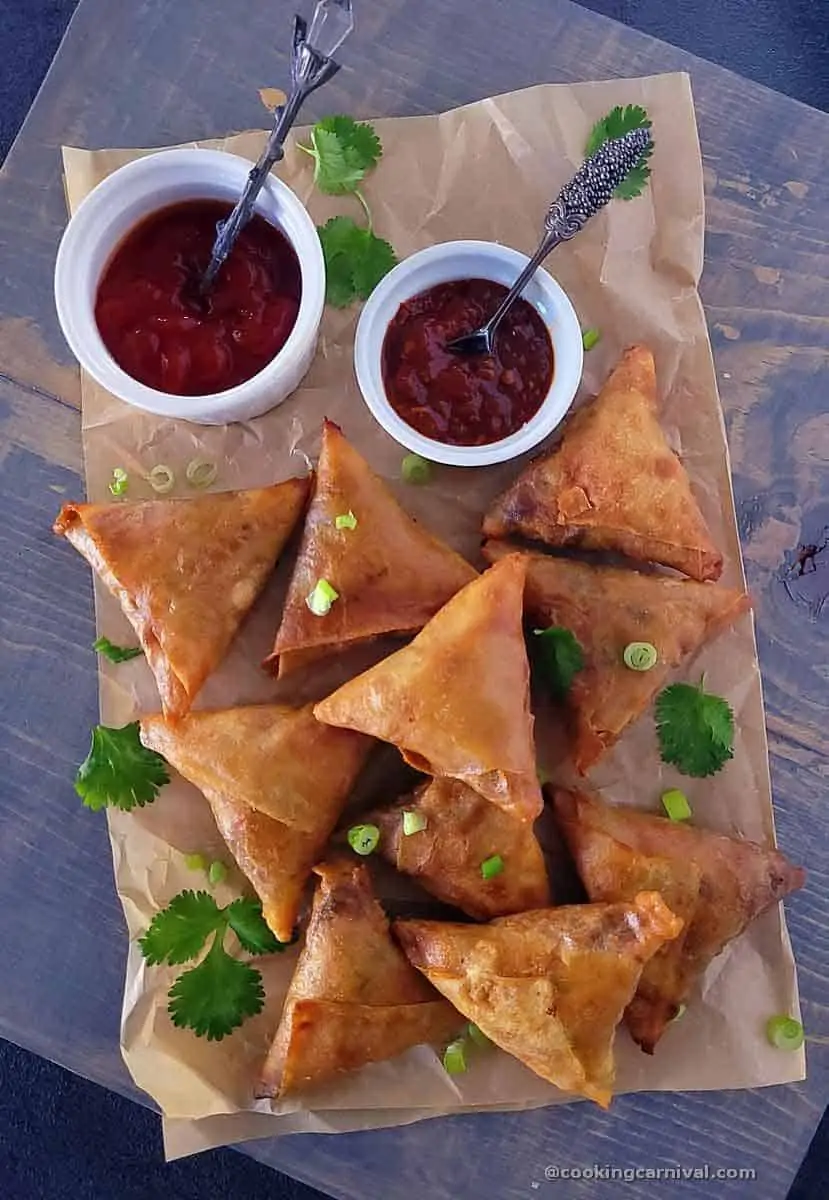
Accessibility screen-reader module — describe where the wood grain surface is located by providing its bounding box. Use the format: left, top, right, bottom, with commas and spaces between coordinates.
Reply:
0, 1, 827, 1197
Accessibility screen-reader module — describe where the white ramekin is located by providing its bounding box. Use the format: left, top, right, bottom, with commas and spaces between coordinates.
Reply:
54, 148, 325, 425
353, 240, 583, 467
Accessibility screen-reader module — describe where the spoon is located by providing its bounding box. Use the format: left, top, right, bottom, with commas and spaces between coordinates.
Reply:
446, 127, 652, 356
200, 0, 354, 293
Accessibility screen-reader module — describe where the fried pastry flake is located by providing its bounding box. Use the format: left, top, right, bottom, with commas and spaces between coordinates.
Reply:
258, 860, 460, 1097
483, 346, 723, 581
395, 890, 682, 1106
55, 478, 310, 719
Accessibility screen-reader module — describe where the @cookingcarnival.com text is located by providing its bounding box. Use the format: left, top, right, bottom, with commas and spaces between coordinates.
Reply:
534, 1164, 757, 1184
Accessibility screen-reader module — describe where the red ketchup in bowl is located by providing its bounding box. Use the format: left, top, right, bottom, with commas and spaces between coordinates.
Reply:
95, 199, 302, 396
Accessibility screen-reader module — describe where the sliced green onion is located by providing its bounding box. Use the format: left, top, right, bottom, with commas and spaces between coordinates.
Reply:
306, 578, 339, 616
766, 1015, 804, 1051
185, 458, 218, 489
109, 467, 128, 497
582, 328, 601, 352
536, 764, 552, 786
467, 1022, 491, 1049
92, 636, 143, 664
208, 860, 228, 886
147, 463, 175, 494
402, 810, 428, 836
335, 510, 358, 531
442, 1039, 467, 1075
481, 854, 504, 880
347, 823, 380, 856
661, 788, 692, 822
401, 453, 432, 485
671, 1003, 687, 1023
183, 853, 207, 872
623, 641, 658, 671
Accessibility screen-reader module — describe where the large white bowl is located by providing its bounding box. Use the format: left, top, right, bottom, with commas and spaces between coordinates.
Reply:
54, 148, 325, 425
353, 240, 583, 466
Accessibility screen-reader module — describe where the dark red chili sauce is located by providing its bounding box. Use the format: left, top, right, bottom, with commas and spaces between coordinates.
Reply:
95, 199, 302, 396
381, 278, 554, 446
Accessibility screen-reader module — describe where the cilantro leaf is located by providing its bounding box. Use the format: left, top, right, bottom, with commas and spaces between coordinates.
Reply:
75, 722, 169, 811
532, 626, 585, 699
167, 932, 265, 1041
655, 681, 735, 777
304, 115, 382, 195
225, 896, 286, 955
318, 216, 397, 307
139, 891, 222, 966
585, 104, 653, 200
93, 636, 144, 663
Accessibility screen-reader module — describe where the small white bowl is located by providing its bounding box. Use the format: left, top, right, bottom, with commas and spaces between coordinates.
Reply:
54, 148, 325, 425
353, 240, 583, 466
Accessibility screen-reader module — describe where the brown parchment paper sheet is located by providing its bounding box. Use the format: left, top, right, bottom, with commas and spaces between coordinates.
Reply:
61, 73, 804, 1160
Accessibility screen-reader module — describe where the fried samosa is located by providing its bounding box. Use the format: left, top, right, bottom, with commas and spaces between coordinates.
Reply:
266, 421, 476, 676
367, 777, 550, 919
139, 705, 372, 941
395, 891, 682, 1106
483, 346, 723, 582
553, 788, 806, 1053
55, 479, 309, 719
314, 554, 542, 822
484, 540, 750, 773
258, 860, 461, 1097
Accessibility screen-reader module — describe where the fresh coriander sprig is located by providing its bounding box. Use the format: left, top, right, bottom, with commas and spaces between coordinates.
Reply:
93, 636, 144, 664
318, 216, 397, 308
585, 105, 653, 200
140, 891, 288, 1041
532, 626, 585, 700
74, 722, 169, 811
655, 679, 735, 777
298, 115, 381, 199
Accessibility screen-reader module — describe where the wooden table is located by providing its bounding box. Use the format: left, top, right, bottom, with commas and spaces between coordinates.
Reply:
2, 0, 827, 1196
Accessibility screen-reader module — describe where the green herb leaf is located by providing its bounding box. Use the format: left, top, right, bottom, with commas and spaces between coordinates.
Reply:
304, 116, 382, 195
318, 216, 397, 307
585, 104, 653, 200
655, 681, 735, 777
225, 897, 285, 956
93, 636, 144, 664
167, 932, 265, 1041
532, 626, 585, 700
74, 722, 169, 811
139, 890, 223, 966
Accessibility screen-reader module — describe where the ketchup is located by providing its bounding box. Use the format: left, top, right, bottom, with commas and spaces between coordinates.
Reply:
381, 278, 553, 446
95, 200, 302, 396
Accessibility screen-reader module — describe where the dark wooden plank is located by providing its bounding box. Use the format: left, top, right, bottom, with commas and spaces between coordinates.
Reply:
1, 1, 828, 1198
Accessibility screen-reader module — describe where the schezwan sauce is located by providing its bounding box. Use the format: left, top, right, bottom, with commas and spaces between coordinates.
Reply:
95, 200, 301, 396
381, 278, 554, 446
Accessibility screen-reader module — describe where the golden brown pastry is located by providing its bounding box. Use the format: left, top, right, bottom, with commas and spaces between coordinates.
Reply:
55, 479, 309, 719
484, 540, 749, 772
314, 554, 542, 823
483, 346, 723, 582
139, 705, 372, 941
395, 891, 682, 1106
266, 420, 476, 676
367, 776, 550, 919
553, 788, 806, 1052
258, 860, 461, 1097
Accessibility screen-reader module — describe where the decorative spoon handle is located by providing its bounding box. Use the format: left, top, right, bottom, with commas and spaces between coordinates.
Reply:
201, 0, 354, 293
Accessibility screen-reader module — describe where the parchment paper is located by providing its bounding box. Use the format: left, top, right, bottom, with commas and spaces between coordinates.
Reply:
60, 73, 804, 1161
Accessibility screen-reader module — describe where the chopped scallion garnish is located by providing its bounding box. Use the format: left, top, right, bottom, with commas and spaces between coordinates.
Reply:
208, 860, 228, 886
671, 1004, 687, 1023
347, 823, 380, 856
147, 463, 175, 494
467, 1022, 491, 1049
623, 641, 658, 671
185, 458, 218, 489
442, 1039, 467, 1075
480, 854, 504, 880
582, 328, 601, 351
184, 853, 207, 873
402, 810, 428, 836
335, 510, 358, 531
93, 636, 143, 664
109, 467, 128, 497
766, 1015, 804, 1051
401, 453, 432, 485
306, 578, 339, 616
661, 788, 692, 822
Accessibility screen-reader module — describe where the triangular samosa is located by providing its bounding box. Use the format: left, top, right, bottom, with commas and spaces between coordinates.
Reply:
314, 555, 543, 822
367, 777, 550, 919
484, 540, 749, 773
395, 891, 682, 1106
483, 346, 723, 582
266, 421, 476, 676
55, 479, 309, 719
553, 788, 805, 1052
139, 705, 372, 941
258, 860, 461, 1097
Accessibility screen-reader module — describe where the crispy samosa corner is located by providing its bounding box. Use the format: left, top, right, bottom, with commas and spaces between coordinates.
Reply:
258, 860, 461, 1098
484, 541, 750, 772
553, 788, 805, 1053
395, 892, 682, 1107
367, 777, 550, 920
483, 346, 723, 582
266, 420, 476, 676
314, 554, 543, 822
139, 705, 372, 941
55, 478, 310, 719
